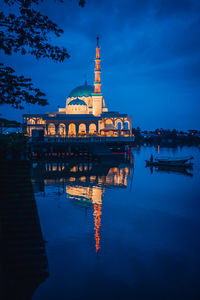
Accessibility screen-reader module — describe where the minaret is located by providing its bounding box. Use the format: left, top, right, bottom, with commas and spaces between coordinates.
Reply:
94, 36, 101, 94
92, 36, 103, 116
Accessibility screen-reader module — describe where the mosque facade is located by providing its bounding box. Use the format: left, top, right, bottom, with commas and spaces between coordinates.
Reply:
23, 38, 132, 138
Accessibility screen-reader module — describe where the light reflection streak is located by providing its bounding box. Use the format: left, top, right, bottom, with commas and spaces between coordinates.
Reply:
158, 144, 160, 154
93, 204, 102, 252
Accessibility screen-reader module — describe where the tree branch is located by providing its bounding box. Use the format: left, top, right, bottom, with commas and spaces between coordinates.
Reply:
0, 63, 48, 109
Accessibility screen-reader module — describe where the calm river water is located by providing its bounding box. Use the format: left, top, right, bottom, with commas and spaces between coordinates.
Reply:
32, 146, 200, 300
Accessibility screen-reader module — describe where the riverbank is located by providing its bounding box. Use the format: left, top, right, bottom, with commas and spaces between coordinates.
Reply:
0, 160, 49, 299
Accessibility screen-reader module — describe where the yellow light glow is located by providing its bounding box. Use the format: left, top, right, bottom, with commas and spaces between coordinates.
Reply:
93, 204, 102, 252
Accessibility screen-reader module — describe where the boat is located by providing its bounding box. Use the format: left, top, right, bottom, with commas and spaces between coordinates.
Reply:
145, 155, 193, 168
155, 156, 193, 165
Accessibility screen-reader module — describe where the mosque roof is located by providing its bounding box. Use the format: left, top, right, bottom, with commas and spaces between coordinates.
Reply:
68, 83, 94, 98
23, 113, 101, 121
68, 98, 87, 106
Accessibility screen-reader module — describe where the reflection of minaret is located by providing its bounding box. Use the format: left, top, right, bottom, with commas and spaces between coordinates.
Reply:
0, 161, 49, 299
93, 204, 102, 253
91, 187, 102, 253
67, 184, 103, 253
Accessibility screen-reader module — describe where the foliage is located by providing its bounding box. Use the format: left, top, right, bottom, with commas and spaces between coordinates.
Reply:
132, 126, 141, 136
0, 133, 26, 158
0, 63, 47, 108
0, 0, 85, 109
0, 117, 20, 126
0, 117, 21, 134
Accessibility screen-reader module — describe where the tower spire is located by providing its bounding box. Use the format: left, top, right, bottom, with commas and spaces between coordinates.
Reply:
94, 36, 101, 94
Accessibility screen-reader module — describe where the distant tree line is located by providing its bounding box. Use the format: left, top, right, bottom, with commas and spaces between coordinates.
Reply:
132, 127, 200, 146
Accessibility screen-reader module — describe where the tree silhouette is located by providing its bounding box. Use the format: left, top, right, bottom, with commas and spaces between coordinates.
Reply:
0, 0, 85, 109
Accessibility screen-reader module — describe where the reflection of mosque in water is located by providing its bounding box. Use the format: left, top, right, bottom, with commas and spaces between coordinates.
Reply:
31, 158, 134, 252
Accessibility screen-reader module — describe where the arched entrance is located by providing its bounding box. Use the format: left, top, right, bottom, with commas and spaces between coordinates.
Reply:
59, 123, 66, 137
48, 123, 56, 135
116, 120, 123, 130
122, 121, 130, 136
37, 118, 45, 124
105, 119, 113, 127
124, 121, 129, 130
28, 118, 36, 125
89, 123, 97, 135
68, 123, 76, 136
79, 123, 86, 136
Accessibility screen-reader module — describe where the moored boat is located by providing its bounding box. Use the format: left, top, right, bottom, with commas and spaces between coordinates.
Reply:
155, 156, 193, 165
145, 155, 193, 168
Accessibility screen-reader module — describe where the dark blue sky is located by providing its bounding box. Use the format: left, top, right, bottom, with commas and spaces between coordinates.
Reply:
1, 0, 200, 130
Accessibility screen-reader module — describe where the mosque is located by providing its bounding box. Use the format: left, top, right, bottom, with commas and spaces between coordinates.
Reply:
24, 37, 132, 138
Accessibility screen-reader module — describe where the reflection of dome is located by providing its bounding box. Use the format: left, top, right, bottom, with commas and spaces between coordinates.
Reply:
68, 85, 94, 98
69, 195, 93, 208
68, 98, 87, 106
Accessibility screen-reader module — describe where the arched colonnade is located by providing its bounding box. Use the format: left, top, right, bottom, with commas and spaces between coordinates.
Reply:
104, 118, 130, 130
26, 117, 131, 136
47, 122, 98, 137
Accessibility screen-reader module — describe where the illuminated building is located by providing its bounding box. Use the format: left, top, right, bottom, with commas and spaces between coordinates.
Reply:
23, 37, 133, 138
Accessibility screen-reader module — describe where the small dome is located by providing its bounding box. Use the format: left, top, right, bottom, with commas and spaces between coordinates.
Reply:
68, 84, 94, 98
68, 98, 87, 106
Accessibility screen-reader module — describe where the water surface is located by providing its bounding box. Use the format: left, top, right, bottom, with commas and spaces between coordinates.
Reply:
32, 146, 200, 300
